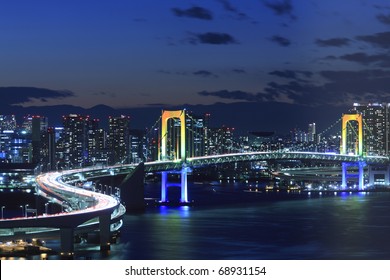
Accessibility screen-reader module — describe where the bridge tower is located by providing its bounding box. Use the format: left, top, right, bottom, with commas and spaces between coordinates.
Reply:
159, 109, 189, 204
341, 113, 363, 156
340, 113, 365, 190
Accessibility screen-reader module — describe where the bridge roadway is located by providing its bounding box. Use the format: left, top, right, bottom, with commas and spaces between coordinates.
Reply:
144, 151, 390, 172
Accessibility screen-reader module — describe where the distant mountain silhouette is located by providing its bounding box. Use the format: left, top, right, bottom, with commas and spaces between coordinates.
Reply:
3, 102, 348, 135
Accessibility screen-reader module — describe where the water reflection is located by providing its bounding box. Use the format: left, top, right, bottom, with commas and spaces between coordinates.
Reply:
5, 184, 390, 260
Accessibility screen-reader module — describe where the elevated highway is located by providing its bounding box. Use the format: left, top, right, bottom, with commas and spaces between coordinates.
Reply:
0, 168, 126, 255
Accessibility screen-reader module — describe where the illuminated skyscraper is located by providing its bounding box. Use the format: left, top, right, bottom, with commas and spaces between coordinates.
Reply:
86, 118, 100, 165
186, 113, 206, 157
31, 116, 48, 164
207, 126, 234, 155
308, 123, 316, 142
0, 115, 17, 131
351, 103, 390, 155
129, 129, 147, 163
62, 114, 88, 167
108, 115, 130, 164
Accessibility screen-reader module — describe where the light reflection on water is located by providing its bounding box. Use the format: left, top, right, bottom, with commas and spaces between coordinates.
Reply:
109, 188, 390, 260
6, 184, 390, 260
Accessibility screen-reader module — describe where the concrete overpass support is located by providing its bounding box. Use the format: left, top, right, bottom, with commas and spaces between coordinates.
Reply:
60, 227, 74, 258
99, 214, 111, 251
119, 162, 145, 212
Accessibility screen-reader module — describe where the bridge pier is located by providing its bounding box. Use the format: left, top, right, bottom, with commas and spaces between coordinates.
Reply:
160, 166, 190, 204
99, 214, 111, 251
60, 227, 74, 259
341, 161, 365, 190
180, 167, 189, 203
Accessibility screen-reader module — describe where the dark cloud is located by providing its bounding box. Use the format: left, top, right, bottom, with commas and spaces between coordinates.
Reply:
263, 0, 296, 20
377, 14, 390, 25
320, 69, 390, 82
339, 52, 390, 67
261, 69, 390, 106
269, 70, 313, 81
93, 92, 117, 98
315, 37, 351, 47
198, 90, 257, 101
197, 69, 390, 106
356, 31, 390, 48
193, 70, 218, 78
232, 68, 246, 74
189, 32, 238, 45
270, 35, 291, 46
217, 0, 249, 20
0, 87, 75, 105
172, 6, 213, 20
269, 70, 297, 79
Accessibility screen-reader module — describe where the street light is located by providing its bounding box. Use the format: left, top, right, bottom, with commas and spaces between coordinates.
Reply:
1, 206, 5, 219
25, 204, 29, 217
20, 205, 24, 217
45, 203, 49, 215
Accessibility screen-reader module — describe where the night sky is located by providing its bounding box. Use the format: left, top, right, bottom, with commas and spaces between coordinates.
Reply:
1, 0, 390, 132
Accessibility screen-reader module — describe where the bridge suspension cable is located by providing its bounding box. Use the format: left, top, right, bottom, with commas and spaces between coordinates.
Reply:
319, 117, 342, 136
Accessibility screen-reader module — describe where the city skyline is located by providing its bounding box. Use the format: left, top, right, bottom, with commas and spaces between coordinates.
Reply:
2, 1, 390, 132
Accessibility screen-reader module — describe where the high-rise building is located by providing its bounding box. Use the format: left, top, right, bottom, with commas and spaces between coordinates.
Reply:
186, 113, 206, 157
129, 129, 147, 163
308, 123, 316, 142
0, 115, 17, 131
146, 127, 159, 161
207, 126, 234, 155
351, 103, 390, 155
86, 118, 100, 165
21, 115, 33, 133
62, 114, 88, 167
41, 127, 56, 170
90, 128, 110, 166
108, 115, 130, 164
31, 116, 48, 164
